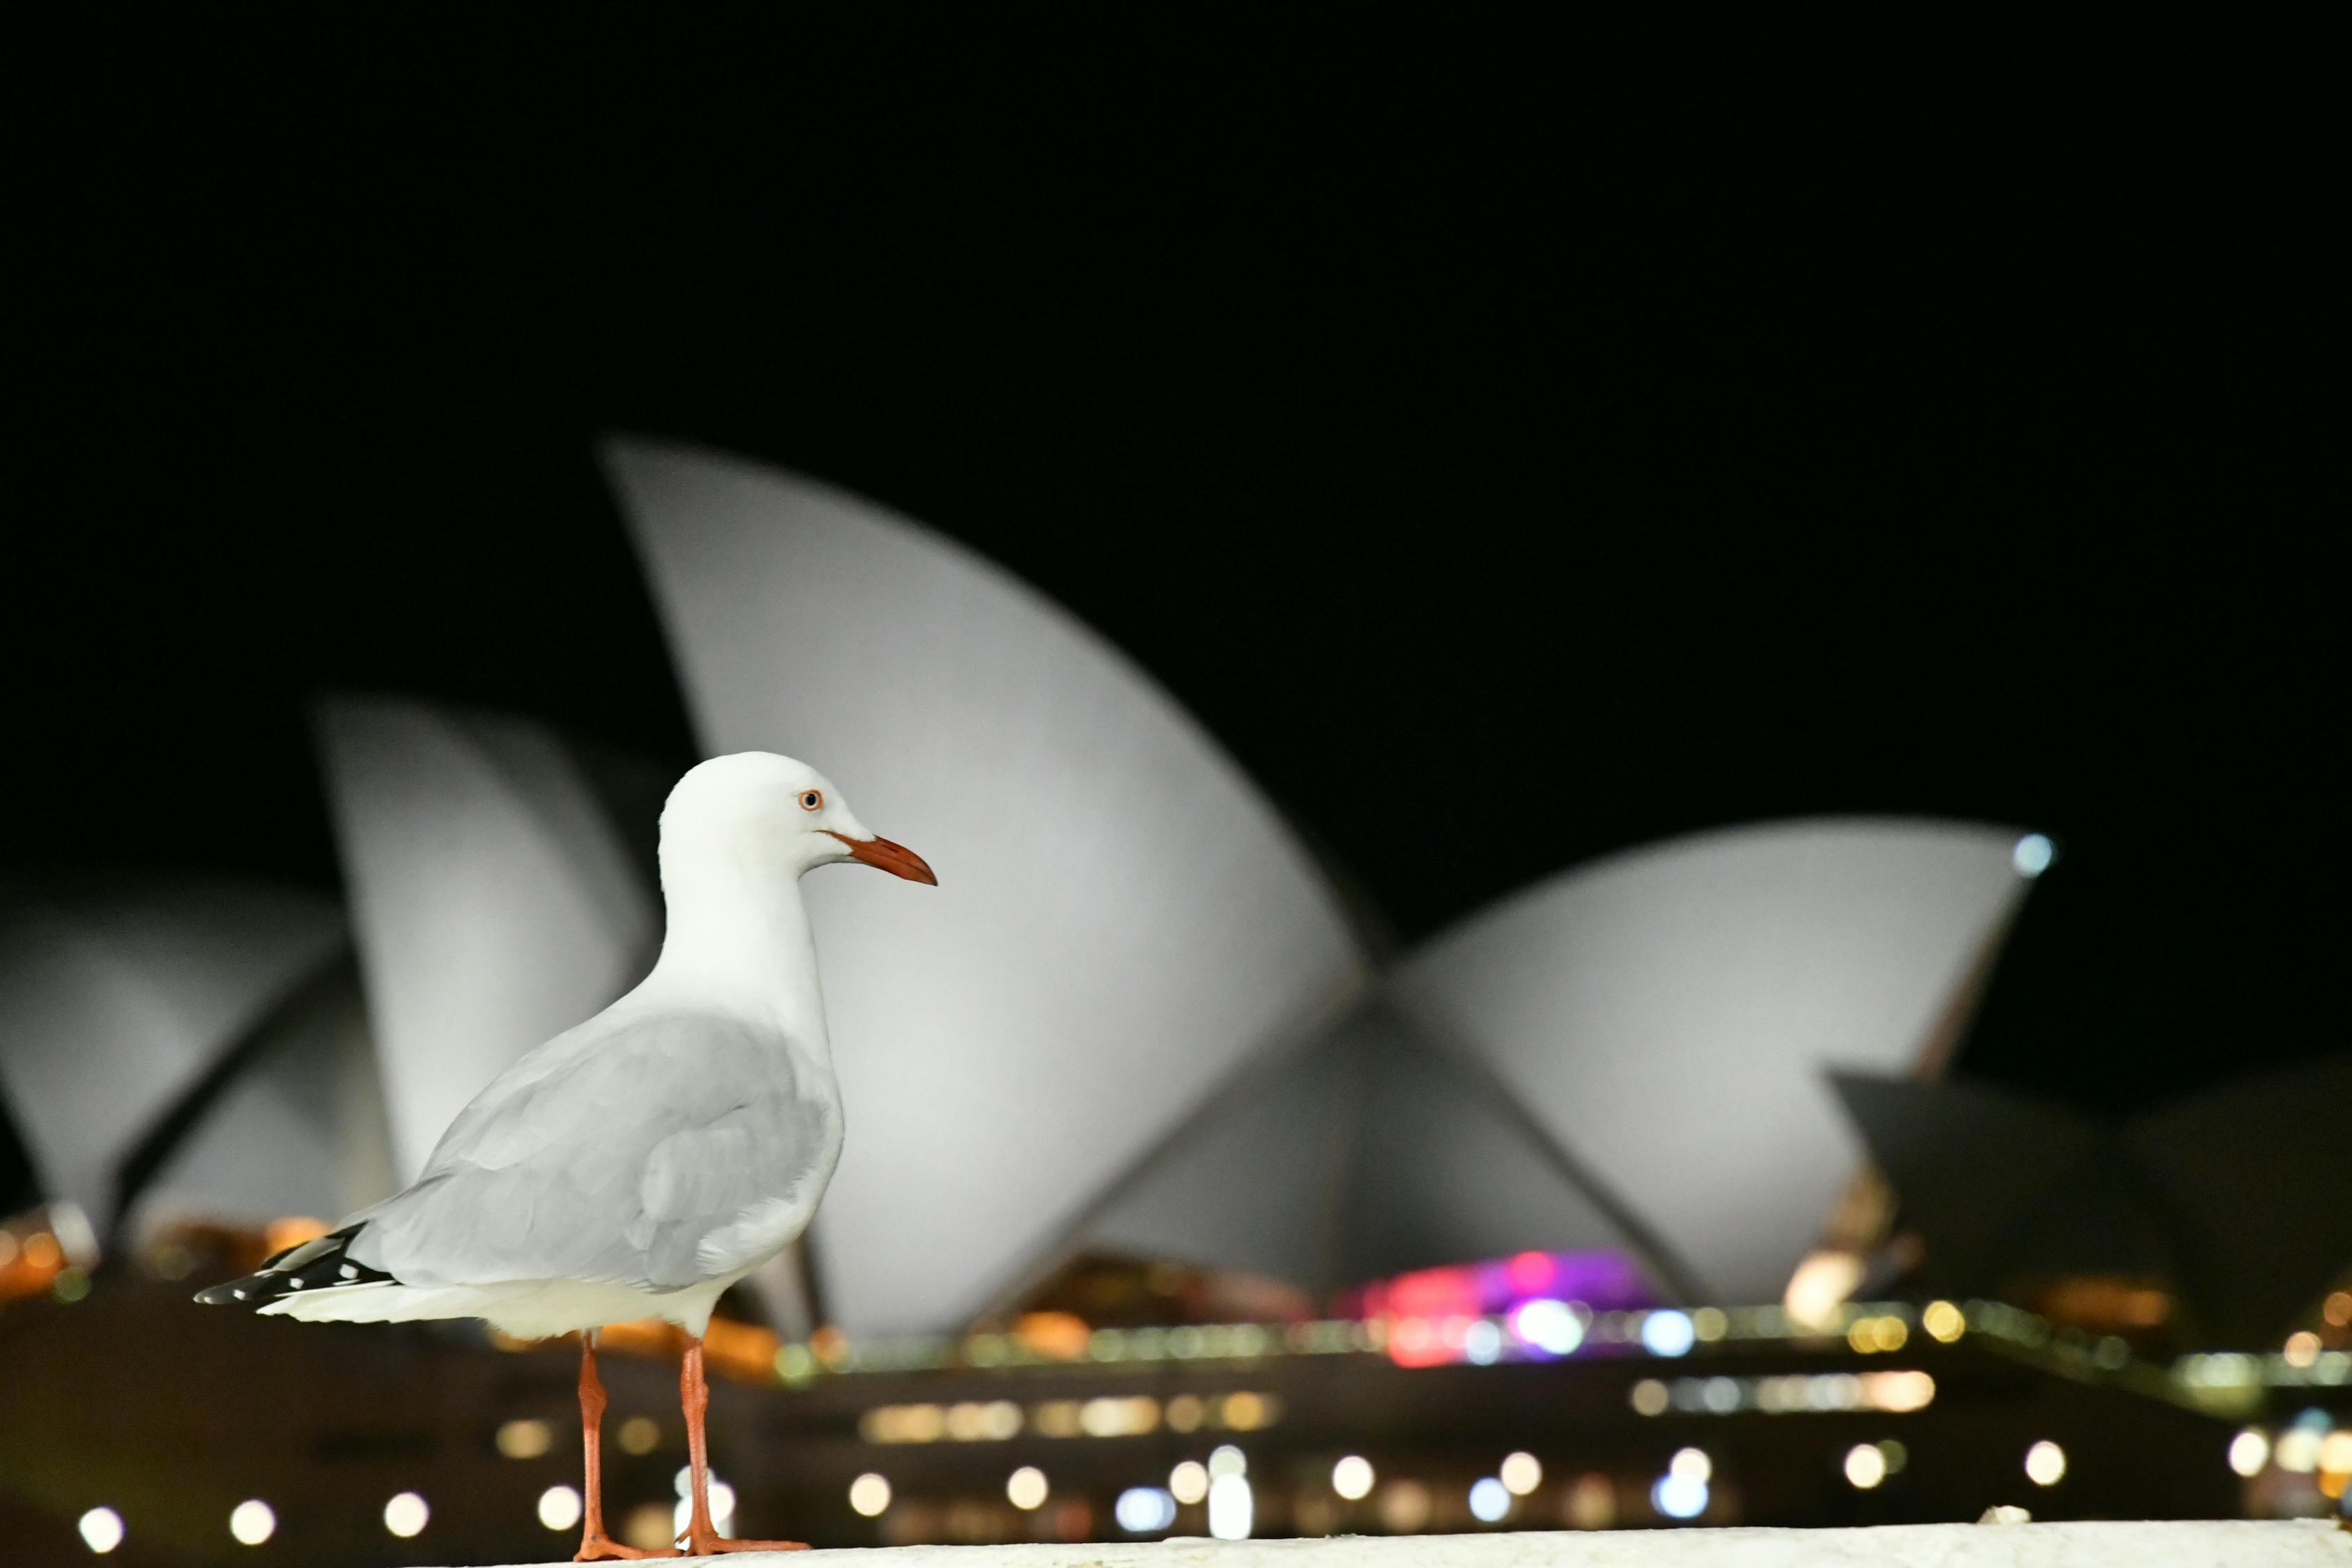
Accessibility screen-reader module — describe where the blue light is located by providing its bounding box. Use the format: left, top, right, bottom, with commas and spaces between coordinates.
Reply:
2013, 833, 2054, 877
1114, 1487, 1176, 1533
1468, 1477, 1512, 1523
1464, 1319, 1503, 1364
1640, 1309, 1696, 1358
1652, 1473, 1708, 1520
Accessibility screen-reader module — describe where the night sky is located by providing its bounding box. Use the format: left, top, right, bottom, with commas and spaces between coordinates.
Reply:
13, 25, 2336, 1120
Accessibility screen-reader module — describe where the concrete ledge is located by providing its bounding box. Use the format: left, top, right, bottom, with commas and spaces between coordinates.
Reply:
482, 1520, 2348, 1567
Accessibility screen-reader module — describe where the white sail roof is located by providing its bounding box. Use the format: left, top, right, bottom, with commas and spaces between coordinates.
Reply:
1390, 818, 2036, 1302
0, 875, 345, 1228
606, 438, 1371, 1334
1073, 1004, 1638, 1299
125, 964, 399, 1237
315, 695, 661, 1181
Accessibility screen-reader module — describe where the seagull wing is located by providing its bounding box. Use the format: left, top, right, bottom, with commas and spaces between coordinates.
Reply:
348, 1007, 838, 1291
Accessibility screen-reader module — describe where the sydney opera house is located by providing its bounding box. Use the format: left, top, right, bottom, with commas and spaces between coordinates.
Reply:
2, 443, 2346, 1563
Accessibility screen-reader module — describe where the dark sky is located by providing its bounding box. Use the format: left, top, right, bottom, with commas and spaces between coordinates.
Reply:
12, 24, 2337, 1117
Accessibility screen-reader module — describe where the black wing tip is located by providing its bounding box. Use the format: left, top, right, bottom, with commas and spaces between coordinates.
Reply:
192, 1223, 394, 1309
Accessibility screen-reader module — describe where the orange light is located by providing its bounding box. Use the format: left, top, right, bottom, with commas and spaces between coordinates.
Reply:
1013, 1312, 1091, 1361
2036, 1277, 2171, 1329
704, 1316, 781, 1382
0, 1231, 67, 1302
599, 1320, 682, 1357
263, 1216, 331, 1256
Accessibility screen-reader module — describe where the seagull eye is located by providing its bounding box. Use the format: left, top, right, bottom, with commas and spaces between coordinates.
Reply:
799, 790, 824, 812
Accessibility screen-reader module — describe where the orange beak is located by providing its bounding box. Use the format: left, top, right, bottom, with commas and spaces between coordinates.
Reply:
827, 831, 938, 885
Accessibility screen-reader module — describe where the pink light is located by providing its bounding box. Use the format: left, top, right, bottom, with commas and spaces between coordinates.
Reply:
1385, 1265, 1483, 1319
1507, 1251, 1555, 1294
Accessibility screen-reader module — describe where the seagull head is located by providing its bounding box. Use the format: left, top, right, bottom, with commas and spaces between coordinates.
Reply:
661, 752, 937, 886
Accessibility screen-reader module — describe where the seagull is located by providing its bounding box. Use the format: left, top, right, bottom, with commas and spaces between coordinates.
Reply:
197, 752, 935, 1558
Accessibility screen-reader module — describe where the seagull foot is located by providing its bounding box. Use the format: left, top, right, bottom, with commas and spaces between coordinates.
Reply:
680, 1532, 810, 1555
576, 1533, 676, 1561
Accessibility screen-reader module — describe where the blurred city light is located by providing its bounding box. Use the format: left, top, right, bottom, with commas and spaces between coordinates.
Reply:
1844, 1443, 1887, 1489
1378, 1479, 1432, 1532
228, 1500, 275, 1546
1566, 1473, 1615, 1530
1641, 1309, 1696, 1358
2229, 1428, 2271, 1477
537, 1486, 582, 1531
77, 1507, 123, 1554
1006, 1466, 1049, 1510
1652, 1471, 1708, 1519
616, 1415, 662, 1454
673, 1478, 736, 1537
1332, 1455, 1375, 1500
383, 1491, 428, 1537
1785, 1251, 1866, 1330
1168, 1460, 1208, 1505
1507, 1297, 1585, 1355
1206, 1474, 1252, 1539
848, 1473, 891, 1517
1848, 1315, 1908, 1353
1670, 1447, 1712, 1484
1468, 1477, 1511, 1523
1500, 1450, 1543, 1495
496, 1417, 553, 1459
1922, 1300, 1966, 1342
1114, 1486, 1176, 1532
2025, 1440, 2068, 1486
622, 1504, 669, 1551
2013, 833, 2055, 876
1207, 1444, 1247, 1478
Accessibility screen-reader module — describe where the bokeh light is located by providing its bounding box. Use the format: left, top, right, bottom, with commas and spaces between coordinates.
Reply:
848, 1473, 891, 1517
1641, 1310, 1696, 1358
228, 1500, 275, 1546
2025, 1440, 2067, 1486
1114, 1486, 1175, 1532
78, 1507, 124, 1554
1006, 1466, 1049, 1510
537, 1486, 583, 1532
1844, 1443, 1886, 1489
382, 1491, 428, 1538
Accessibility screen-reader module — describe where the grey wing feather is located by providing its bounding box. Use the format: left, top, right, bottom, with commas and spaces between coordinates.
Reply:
350, 1009, 838, 1289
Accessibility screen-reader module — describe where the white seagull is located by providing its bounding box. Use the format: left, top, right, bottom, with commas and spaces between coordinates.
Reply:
199, 752, 936, 1558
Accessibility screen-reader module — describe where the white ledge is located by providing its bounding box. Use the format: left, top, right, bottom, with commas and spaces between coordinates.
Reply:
484, 1520, 2348, 1567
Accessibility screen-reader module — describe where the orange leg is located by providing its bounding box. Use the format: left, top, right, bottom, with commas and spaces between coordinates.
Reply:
575, 1333, 672, 1562
677, 1334, 808, 1555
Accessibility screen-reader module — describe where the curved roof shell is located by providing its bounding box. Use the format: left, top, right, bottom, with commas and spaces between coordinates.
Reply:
606, 438, 1371, 1333
314, 695, 662, 1181
0, 875, 346, 1229
1390, 818, 2034, 1301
